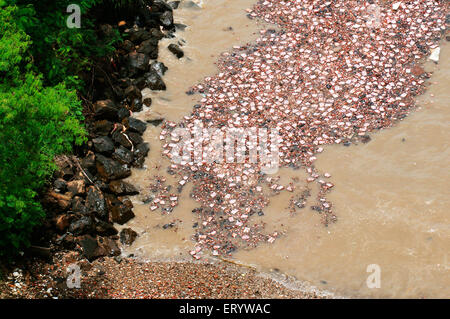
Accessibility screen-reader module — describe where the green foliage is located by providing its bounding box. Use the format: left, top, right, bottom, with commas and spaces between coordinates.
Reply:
8, 0, 122, 88
0, 3, 87, 256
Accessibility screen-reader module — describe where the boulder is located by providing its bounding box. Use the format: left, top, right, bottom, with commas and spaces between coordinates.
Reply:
86, 186, 108, 220
133, 143, 150, 167
180, 0, 201, 10
120, 228, 138, 245
112, 130, 133, 149
144, 71, 166, 90
122, 117, 147, 135
78, 235, 119, 261
93, 120, 113, 136
168, 1, 180, 9
159, 11, 174, 28
71, 196, 89, 214
118, 107, 131, 121
130, 98, 143, 112
106, 195, 135, 225
112, 146, 134, 165
109, 180, 139, 196
94, 100, 120, 121
69, 216, 93, 236
55, 214, 71, 232
81, 152, 96, 173
137, 39, 158, 59
92, 136, 115, 155
66, 180, 86, 197
121, 39, 135, 52
174, 23, 187, 31
127, 132, 144, 146
127, 52, 150, 72
95, 219, 118, 236
96, 154, 131, 181
128, 29, 152, 44
150, 61, 168, 77
124, 85, 142, 101
143, 97, 152, 107
53, 178, 67, 192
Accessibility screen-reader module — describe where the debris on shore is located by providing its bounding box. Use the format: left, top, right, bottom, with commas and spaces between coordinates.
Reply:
147, 0, 448, 259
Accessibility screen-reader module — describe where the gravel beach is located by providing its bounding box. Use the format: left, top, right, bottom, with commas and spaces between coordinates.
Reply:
0, 252, 328, 299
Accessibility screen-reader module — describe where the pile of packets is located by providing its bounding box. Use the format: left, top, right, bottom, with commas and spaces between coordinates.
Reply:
152, 0, 448, 258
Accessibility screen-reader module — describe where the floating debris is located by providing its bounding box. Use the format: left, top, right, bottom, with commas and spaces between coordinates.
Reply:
150, 0, 447, 258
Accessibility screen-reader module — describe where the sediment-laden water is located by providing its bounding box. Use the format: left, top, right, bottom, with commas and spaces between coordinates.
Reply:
120, 0, 449, 298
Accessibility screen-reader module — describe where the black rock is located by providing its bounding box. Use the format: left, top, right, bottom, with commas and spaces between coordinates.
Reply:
121, 39, 135, 52
181, 1, 201, 10
146, 118, 164, 126
79, 235, 119, 261
124, 117, 147, 135
71, 196, 88, 214
96, 154, 131, 181
174, 23, 187, 31
119, 228, 138, 245
149, 27, 165, 40
92, 136, 115, 155
150, 61, 168, 77
95, 219, 118, 236
127, 132, 144, 146
130, 98, 143, 112
54, 178, 67, 192
159, 10, 173, 28
69, 216, 93, 236
112, 130, 133, 149
79, 235, 99, 260
168, 1, 180, 9
92, 120, 113, 136
144, 71, 166, 90
137, 39, 159, 59
112, 146, 134, 165
168, 43, 184, 58
128, 29, 152, 44
94, 100, 120, 121
127, 52, 150, 75
81, 152, 96, 173
143, 97, 152, 107
133, 143, 150, 168
118, 107, 131, 121
86, 186, 108, 220
106, 195, 135, 225
124, 85, 142, 101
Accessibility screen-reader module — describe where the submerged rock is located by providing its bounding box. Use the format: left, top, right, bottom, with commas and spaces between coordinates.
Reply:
144, 71, 166, 90
168, 43, 184, 58
120, 228, 138, 245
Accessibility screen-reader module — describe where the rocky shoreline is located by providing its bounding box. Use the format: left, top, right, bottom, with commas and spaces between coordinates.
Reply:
27, 0, 189, 262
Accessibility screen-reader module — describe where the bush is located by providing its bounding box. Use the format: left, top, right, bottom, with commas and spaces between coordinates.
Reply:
9, 0, 122, 88
0, 4, 86, 255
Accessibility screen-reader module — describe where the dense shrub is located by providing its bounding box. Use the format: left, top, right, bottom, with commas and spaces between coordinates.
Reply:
0, 3, 89, 255
9, 0, 122, 88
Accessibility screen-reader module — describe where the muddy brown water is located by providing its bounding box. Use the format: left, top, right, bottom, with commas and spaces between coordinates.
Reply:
120, 0, 449, 298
